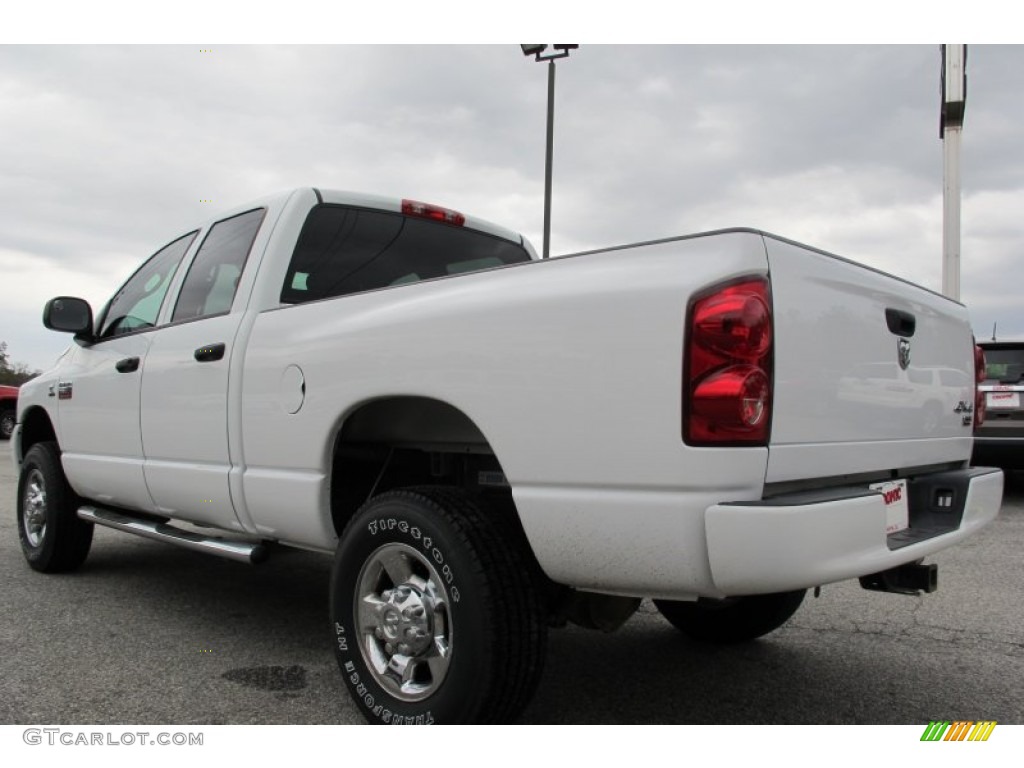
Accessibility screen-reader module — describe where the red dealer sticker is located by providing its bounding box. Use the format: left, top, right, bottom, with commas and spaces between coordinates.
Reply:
870, 479, 909, 534
987, 390, 1020, 409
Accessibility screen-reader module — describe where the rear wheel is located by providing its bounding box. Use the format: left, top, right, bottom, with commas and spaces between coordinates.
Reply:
17, 441, 93, 572
330, 487, 547, 724
654, 590, 805, 644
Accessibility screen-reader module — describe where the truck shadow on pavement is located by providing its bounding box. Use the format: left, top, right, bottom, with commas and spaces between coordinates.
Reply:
13, 523, 1017, 725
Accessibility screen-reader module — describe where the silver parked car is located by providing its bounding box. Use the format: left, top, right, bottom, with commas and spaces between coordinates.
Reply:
973, 341, 1024, 469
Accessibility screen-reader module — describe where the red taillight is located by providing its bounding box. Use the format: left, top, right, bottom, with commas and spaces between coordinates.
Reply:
974, 343, 986, 431
401, 199, 466, 227
685, 277, 773, 445
692, 292, 771, 362
692, 365, 770, 424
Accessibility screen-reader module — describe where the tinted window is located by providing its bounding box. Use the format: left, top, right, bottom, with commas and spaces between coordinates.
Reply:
99, 231, 197, 338
281, 205, 531, 304
984, 346, 1024, 383
172, 208, 265, 322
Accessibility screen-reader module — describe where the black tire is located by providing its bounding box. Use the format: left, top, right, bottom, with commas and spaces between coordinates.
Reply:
330, 487, 547, 724
654, 590, 806, 644
0, 407, 14, 440
17, 441, 93, 572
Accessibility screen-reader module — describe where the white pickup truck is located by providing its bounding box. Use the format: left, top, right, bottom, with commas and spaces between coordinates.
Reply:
12, 188, 1003, 724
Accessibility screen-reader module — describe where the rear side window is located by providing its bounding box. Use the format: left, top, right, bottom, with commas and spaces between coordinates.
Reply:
99, 231, 198, 338
172, 208, 265, 322
281, 204, 530, 304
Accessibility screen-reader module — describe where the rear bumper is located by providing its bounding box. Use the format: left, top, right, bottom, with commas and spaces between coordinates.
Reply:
705, 466, 1003, 595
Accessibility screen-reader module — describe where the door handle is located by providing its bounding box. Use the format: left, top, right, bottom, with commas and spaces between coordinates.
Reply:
115, 357, 140, 373
194, 343, 226, 362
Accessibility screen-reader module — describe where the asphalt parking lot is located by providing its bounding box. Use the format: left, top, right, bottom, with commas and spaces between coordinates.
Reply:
1, 439, 1022, 725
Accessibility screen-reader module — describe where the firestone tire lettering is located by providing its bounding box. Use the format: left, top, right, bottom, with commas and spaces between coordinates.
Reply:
329, 487, 546, 724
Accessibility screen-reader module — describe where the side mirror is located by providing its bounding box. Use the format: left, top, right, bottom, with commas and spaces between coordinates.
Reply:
43, 296, 94, 337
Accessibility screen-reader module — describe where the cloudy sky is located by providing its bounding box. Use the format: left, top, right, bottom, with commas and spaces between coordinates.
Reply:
2, 35, 1022, 371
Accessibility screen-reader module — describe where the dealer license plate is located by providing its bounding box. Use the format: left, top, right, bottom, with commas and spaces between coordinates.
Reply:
870, 479, 909, 534
987, 390, 1020, 409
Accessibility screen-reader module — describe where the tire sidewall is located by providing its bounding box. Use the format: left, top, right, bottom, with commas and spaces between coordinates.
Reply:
17, 445, 61, 568
330, 493, 491, 725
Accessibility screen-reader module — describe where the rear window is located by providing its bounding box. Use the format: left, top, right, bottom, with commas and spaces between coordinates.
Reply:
281, 204, 531, 304
983, 345, 1024, 383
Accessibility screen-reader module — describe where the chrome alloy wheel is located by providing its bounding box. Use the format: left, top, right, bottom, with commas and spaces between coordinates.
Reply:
22, 468, 48, 548
355, 543, 453, 702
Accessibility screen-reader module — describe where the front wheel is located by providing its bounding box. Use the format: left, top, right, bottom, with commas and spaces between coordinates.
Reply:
654, 590, 806, 644
0, 408, 14, 440
17, 441, 93, 572
330, 488, 547, 724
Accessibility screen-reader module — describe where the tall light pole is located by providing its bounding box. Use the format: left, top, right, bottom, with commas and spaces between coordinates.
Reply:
941, 44, 967, 300
521, 44, 578, 259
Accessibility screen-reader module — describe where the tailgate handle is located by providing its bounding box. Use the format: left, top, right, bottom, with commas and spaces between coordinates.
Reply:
885, 308, 916, 337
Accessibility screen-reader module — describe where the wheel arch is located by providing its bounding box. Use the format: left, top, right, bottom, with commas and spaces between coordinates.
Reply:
327, 396, 517, 538
16, 406, 58, 463
338, 395, 492, 449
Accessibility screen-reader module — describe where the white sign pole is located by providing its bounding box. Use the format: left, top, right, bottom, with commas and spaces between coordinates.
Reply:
941, 44, 967, 301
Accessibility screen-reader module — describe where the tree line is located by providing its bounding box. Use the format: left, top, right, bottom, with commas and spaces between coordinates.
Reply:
0, 341, 41, 386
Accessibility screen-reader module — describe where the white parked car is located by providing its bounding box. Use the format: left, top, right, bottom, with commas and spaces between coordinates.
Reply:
973, 340, 1024, 469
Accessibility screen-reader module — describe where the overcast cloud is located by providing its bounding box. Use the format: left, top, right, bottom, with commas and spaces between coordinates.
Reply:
1, 43, 1022, 371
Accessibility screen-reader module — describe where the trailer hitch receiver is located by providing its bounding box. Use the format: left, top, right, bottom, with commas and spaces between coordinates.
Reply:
859, 562, 937, 595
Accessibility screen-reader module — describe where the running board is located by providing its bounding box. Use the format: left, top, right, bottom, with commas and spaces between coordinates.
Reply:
77, 506, 268, 565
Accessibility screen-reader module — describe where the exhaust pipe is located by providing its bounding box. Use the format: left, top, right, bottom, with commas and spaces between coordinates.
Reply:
860, 562, 937, 595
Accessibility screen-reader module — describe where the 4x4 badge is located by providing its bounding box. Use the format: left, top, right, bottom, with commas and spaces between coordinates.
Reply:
897, 338, 911, 370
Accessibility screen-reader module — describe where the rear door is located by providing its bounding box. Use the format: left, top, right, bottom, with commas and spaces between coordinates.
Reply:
140, 208, 265, 528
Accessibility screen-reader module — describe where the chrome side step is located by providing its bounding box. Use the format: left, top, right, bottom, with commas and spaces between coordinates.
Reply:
78, 506, 268, 565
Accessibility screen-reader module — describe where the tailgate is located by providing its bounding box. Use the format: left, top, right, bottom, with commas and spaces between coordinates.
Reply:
764, 235, 975, 483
